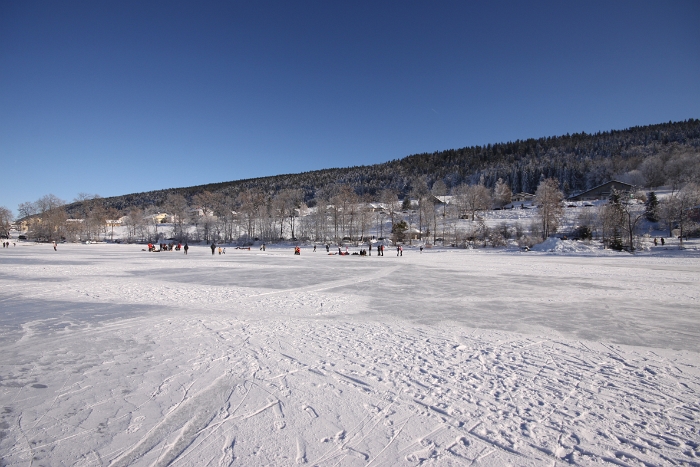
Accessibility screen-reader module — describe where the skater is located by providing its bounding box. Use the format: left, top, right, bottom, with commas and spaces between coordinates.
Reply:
53, 240, 57, 251
420, 246, 423, 253
326, 244, 329, 253
397, 246, 400, 256
369, 244, 372, 256
211, 243, 216, 255
653, 238, 658, 246
400, 245, 403, 256
661, 237, 665, 246
184, 243, 189, 255
218, 247, 222, 255
313, 244, 316, 252
222, 247, 226, 254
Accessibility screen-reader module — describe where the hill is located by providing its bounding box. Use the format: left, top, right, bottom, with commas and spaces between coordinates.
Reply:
65, 119, 700, 215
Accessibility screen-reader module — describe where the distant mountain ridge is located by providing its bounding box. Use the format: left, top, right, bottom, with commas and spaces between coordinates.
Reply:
66, 119, 700, 214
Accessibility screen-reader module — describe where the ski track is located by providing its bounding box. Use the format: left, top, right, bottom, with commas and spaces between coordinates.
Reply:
0, 244, 699, 466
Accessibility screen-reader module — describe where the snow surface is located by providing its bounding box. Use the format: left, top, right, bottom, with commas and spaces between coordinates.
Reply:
1, 243, 699, 466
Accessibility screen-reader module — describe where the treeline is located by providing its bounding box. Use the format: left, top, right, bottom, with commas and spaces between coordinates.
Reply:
16, 177, 700, 253
11, 119, 700, 244
56, 119, 700, 217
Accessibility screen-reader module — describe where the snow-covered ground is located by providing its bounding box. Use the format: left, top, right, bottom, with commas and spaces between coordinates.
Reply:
1, 243, 699, 466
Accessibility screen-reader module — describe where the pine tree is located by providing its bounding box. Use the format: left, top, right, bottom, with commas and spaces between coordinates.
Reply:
645, 191, 659, 222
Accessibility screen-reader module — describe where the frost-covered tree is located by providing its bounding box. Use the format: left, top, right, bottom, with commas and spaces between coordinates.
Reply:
123, 207, 146, 241
455, 183, 491, 221
534, 178, 563, 239
493, 178, 512, 208
21, 195, 66, 241
0, 206, 13, 236
615, 190, 646, 251
164, 193, 189, 241
431, 180, 448, 244
380, 189, 399, 235
661, 183, 700, 248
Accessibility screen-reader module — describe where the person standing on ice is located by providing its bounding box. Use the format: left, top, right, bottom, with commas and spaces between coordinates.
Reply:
211, 243, 216, 255
53, 241, 57, 251
184, 243, 189, 255
369, 244, 372, 256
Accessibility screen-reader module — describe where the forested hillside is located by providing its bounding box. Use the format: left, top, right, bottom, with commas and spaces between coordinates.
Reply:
65, 119, 700, 215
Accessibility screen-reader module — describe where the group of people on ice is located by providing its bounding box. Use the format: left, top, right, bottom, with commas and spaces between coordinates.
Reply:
141, 240, 411, 257
292, 243, 403, 256
210, 243, 226, 255
148, 242, 185, 252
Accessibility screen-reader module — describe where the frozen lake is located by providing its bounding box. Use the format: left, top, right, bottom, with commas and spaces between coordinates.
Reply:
1, 243, 699, 465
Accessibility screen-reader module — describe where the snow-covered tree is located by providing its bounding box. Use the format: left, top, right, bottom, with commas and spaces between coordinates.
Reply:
0, 206, 13, 236
493, 178, 512, 208
455, 183, 491, 221
534, 178, 563, 239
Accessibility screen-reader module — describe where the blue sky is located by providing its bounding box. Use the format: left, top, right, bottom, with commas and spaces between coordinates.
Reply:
1, 1, 699, 215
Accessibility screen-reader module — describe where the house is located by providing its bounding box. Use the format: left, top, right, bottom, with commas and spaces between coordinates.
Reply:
429, 195, 455, 206
146, 213, 170, 224
106, 217, 124, 227
567, 180, 633, 201
512, 192, 535, 203
367, 202, 385, 212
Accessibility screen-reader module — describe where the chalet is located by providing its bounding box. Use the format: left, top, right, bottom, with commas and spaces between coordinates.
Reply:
429, 195, 455, 206
567, 180, 633, 201
512, 192, 535, 203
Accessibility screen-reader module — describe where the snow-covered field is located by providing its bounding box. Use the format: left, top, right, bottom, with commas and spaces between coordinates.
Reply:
1, 243, 699, 466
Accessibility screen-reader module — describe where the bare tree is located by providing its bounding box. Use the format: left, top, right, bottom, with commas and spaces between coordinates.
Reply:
611, 189, 646, 251
193, 191, 223, 243
22, 195, 67, 241
357, 195, 372, 243
123, 207, 145, 241
331, 185, 357, 241
411, 177, 430, 240
272, 188, 304, 240
164, 193, 190, 241
455, 183, 491, 221
534, 178, 564, 239
237, 189, 265, 242
660, 183, 700, 248
380, 189, 399, 234
87, 203, 107, 241
105, 207, 121, 241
